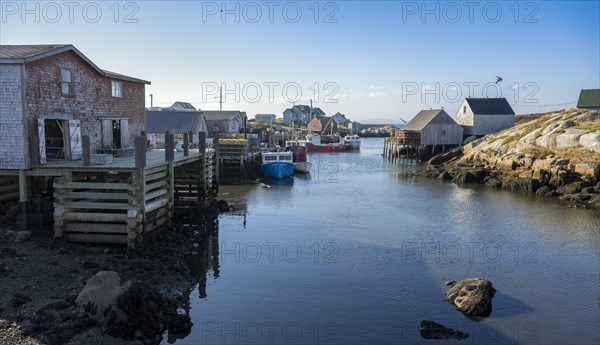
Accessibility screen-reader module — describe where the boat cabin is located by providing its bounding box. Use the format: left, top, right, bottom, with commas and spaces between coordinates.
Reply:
262, 152, 293, 165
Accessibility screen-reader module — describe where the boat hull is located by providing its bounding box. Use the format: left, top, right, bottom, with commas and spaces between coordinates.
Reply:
305, 142, 346, 152
261, 162, 294, 179
294, 162, 312, 173
344, 141, 361, 149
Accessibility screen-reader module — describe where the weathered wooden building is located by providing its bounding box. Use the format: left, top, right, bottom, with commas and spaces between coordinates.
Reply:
400, 109, 463, 145
456, 98, 515, 137
0, 45, 218, 247
146, 110, 208, 147
384, 109, 463, 161
203, 111, 246, 135
0, 44, 150, 167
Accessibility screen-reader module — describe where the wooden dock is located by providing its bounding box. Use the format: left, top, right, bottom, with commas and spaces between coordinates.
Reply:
0, 133, 218, 248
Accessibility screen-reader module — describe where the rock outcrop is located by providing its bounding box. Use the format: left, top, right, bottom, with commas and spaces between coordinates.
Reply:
76, 271, 188, 342
420, 320, 469, 340
446, 278, 496, 317
422, 109, 600, 207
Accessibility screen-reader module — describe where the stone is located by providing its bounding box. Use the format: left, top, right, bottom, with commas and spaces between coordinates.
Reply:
575, 163, 600, 179
14, 231, 31, 241
555, 129, 587, 149
428, 148, 463, 166
463, 135, 478, 145
76, 271, 131, 321
556, 181, 588, 195
579, 130, 600, 153
535, 186, 555, 197
446, 278, 496, 317
420, 320, 468, 340
485, 178, 502, 189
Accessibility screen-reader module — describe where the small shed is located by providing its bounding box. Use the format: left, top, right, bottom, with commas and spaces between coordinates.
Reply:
457, 98, 515, 136
145, 110, 207, 146
402, 109, 463, 145
203, 111, 246, 135
576, 89, 600, 110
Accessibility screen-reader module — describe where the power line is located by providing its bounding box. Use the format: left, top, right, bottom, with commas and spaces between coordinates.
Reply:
512, 101, 577, 107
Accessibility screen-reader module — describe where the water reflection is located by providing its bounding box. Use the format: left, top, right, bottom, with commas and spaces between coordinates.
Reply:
185, 220, 221, 299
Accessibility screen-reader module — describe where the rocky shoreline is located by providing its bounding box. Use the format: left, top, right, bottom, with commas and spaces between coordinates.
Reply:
420, 109, 600, 208
0, 205, 226, 345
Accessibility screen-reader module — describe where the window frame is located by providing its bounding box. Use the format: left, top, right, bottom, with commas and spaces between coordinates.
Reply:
111, 80, 123, 98
60, 68, 73, 96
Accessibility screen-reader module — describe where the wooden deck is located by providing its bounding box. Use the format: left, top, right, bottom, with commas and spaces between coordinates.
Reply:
1, 147, 217, 248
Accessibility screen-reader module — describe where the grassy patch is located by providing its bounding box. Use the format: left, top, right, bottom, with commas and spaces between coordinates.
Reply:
574, 121, 600, 133
556, 146, 600, 165
521, 145, 554, 159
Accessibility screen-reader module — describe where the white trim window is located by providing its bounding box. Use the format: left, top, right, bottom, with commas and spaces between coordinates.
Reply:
111, 80, 122, 98
60, 68, 72, 95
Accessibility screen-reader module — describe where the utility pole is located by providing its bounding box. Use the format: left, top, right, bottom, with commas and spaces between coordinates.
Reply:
150, 94, 153, 108
219, 87, 223, 111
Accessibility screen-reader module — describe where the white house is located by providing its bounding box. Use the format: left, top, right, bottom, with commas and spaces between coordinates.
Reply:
456, 98, 515, 137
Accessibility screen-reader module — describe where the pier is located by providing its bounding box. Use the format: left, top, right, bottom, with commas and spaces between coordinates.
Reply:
0, 132, 218, 248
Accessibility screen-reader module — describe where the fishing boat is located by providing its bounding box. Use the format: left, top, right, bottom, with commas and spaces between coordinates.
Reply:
343, 134, 361, 149
261, 151, 294, 179
285, 140, 311, 173
305, 134, 346, 152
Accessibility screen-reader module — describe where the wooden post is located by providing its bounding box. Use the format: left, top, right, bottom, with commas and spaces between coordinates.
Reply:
213, 131, 220, 187
82, 135, 91, 166
30, 135, 39, 167
199, 132, 206, 154
135, 135, 147, 169
165, 132, 174, 162
16, 169, 28, 231
183, 133, 189, 157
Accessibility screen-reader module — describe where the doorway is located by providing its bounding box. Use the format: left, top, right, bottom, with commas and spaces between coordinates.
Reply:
44, 119, 67, 160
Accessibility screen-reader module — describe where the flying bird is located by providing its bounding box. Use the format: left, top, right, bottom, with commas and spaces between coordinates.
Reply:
495, 76, 503, 84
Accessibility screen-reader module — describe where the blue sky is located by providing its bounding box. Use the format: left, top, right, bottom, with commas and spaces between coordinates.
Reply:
1, 0, 599, 122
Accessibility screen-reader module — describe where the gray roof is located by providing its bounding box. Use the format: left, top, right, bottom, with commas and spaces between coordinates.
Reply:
0, 44, 150, 84
405, 109, 457, 130
465, 98, 515, 115
288, 105, 326, 117
146, 110, 205, 133
169, 102, 197, 111
577, 89, 600, 108
203, 110, 246, 121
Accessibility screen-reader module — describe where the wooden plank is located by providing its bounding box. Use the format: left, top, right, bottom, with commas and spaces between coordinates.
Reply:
55, 191, 132, 200
64, 222, 127, 234
145, 197, 168, 213
0, 192, 19, 202
145, 171, 167, 182
54, 182, 138, 190
145, 180, 168, 191
0, 184, 19, 193
60, 202, 133, 210
63, 212, 128, 223
145, 188, 168, 201
64, 233, 127, 244
144, 216, 167, 233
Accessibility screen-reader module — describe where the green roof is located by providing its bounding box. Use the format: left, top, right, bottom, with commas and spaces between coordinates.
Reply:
577, 89, 600, 108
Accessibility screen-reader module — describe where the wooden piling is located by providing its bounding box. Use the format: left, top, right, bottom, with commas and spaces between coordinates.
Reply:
183, 133, 189, 157
82, 135, 91, 166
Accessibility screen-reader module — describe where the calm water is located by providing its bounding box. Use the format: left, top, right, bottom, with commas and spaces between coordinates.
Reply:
165, 138, 600, 345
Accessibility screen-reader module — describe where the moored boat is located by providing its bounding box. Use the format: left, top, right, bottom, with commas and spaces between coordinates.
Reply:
304, 134, 346, 152
261, 151, 294, 179
343, 134, 361, 149
285, 140, 312, 173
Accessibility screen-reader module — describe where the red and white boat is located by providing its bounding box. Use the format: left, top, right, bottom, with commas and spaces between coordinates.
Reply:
304, 134, 346, 152
285, 140, 312, 173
